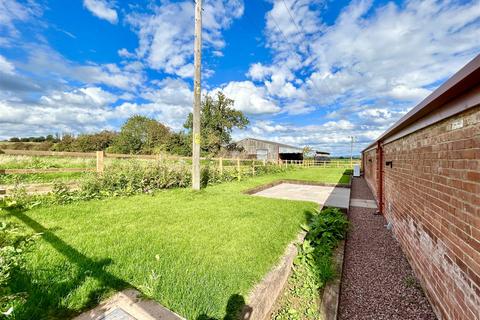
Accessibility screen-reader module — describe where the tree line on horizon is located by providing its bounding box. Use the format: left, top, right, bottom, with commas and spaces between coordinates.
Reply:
2, 92, 249, 157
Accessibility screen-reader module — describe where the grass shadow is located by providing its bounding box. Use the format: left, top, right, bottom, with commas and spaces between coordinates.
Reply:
6, 208, 130, 319
338, 168, 353, 185
196, 294, 252, 320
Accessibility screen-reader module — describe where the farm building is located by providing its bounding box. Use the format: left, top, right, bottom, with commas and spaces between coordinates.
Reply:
235, 138, 305, 161
314, 151, 331, 162
362, 54, 480, 320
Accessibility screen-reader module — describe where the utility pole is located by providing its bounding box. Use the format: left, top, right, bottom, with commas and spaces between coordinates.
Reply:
192, 0, 202, 190
349, 136, 356, 168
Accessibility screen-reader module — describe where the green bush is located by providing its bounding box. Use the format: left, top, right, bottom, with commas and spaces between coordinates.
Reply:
296, 207, 349, 285
0, 220, 37, 315
79, 160, 191, 200
3, 161, 295, 208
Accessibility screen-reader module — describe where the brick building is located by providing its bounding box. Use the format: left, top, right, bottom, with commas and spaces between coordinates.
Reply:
362, 55, 480, 319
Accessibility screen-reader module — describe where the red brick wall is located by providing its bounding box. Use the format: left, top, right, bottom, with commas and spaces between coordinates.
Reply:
363, 147, 377, 196
364, 105, 480, 320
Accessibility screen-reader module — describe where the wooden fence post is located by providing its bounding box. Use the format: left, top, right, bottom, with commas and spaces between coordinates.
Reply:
237, 158, 241, 181
219, 157, 223, 175
0, 169, 5, 197
263, 159, 266, 166
96, 151, 105, 173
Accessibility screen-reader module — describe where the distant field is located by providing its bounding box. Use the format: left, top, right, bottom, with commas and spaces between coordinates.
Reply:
0, 155, 95, 184
0, 141, 47, 149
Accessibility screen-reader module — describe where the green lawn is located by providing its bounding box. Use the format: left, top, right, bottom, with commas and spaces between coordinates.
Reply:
279, 167, 351, 184
4, 168, 349, 319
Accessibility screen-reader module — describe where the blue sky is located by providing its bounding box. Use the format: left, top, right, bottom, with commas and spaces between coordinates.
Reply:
0, 0, 479, 155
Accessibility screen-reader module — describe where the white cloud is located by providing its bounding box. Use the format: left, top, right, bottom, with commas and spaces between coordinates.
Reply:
0, 54, 15, 74
251, 120, 289, 135
126, 0, 243, 77
83, 0, 118, 24
0, 78, 194, 138
216, 81, 280, 114
23, 45, 144, 90
388, 85, 432, 101
251, 0, 480, 107
118, 48, 135, 59
247, 63, 273, 81
239, 0, 480, 153
0, 0, 32, 35
40, 87, 118, 107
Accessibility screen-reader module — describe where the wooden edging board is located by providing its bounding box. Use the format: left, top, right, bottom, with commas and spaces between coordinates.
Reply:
319, 240, 346, 320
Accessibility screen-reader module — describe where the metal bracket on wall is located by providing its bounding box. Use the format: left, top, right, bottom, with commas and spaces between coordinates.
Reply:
385, 161, 393, 168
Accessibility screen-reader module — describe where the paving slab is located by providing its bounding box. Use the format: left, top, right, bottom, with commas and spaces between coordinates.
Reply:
74, 289, 184, 320
253, 183, 350, 210
350, 198, 378, 209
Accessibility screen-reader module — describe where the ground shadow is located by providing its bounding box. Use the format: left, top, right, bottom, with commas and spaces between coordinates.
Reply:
196, 294, 252, 320
338, 168, 353, 186
6, 208, 130, 319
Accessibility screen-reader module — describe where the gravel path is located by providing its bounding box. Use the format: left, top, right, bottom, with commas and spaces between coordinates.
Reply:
338, 177, 437, 320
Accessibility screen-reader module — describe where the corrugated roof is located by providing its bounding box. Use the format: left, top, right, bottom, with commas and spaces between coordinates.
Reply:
236, 137, 303, 151
363, 54, 480, 151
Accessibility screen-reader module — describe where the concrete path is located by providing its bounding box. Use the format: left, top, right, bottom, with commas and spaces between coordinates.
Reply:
338, 177, 436, 320
253, 183, 351, 210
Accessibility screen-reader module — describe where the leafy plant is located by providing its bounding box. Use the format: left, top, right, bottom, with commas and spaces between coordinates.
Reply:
274, 207, 348, 320
50, 181, 75, 205
0, 220, 38, 316
1, 182, 29, 210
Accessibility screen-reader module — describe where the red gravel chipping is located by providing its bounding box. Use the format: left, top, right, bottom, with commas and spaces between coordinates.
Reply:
338, 177, 437, 320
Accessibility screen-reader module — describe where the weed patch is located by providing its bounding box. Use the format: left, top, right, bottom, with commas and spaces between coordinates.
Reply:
273, 208, 348, 320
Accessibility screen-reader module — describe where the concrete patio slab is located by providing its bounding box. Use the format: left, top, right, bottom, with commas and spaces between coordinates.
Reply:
253, 183, 350, 210
73, 289, 184, 320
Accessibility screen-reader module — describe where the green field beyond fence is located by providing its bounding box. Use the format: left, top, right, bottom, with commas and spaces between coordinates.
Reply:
0, 149, 360, 187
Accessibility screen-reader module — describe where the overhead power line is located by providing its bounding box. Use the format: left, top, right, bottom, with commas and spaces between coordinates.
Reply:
281, 0, 302, 35
277, 0, 338, 105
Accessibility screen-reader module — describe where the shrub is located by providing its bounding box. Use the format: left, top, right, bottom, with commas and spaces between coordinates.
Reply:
79, 160, 191, 199
0, 220, 37, 315
3, 160, 295, 208
296, 207, 349, 285
274, 208, 348, 320
2, 183, 30, 210
49, 182, 75, 205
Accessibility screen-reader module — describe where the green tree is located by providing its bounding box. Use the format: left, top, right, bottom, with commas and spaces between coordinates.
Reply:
166, 131, 191, 156
52, 134, 76, 151
111, 115, 171, 154
74, 131, 118, 152
184, 92, 249, 155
